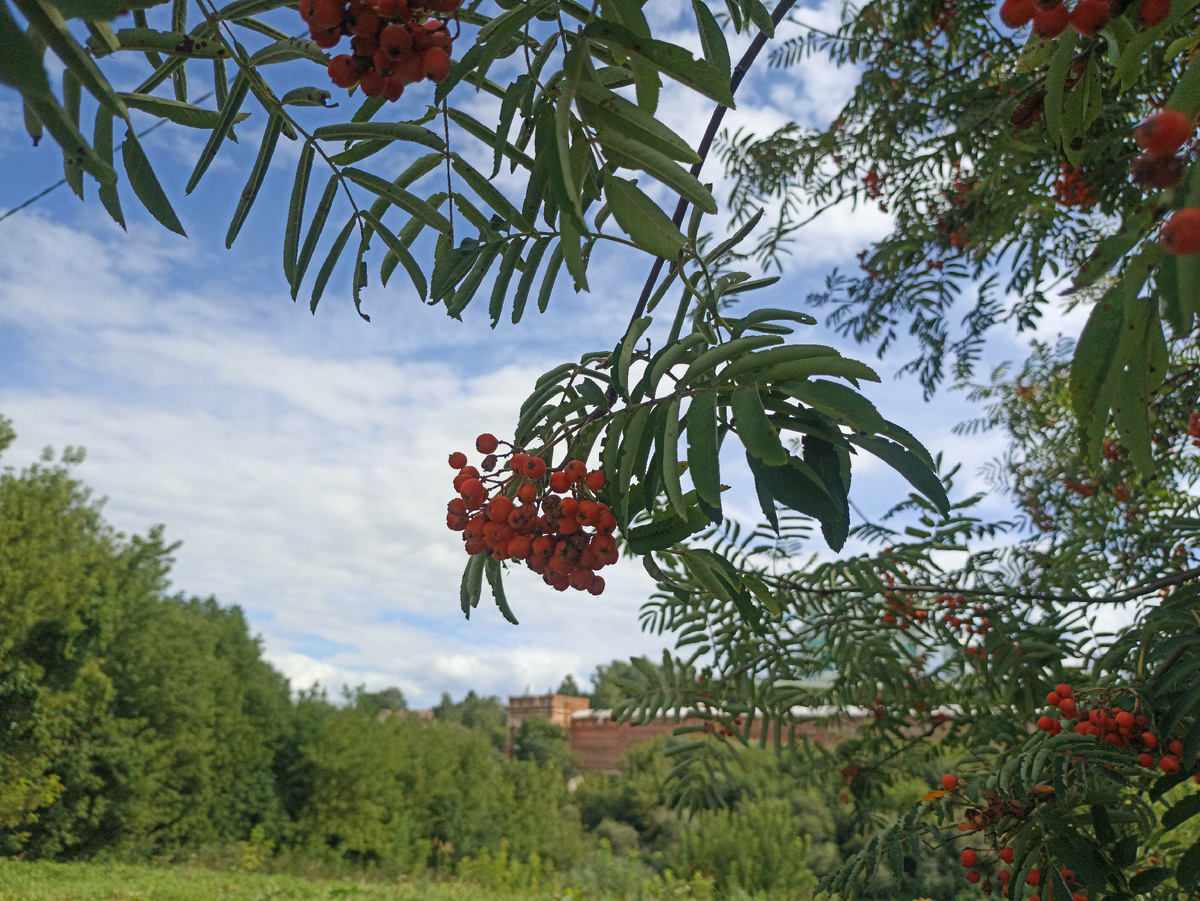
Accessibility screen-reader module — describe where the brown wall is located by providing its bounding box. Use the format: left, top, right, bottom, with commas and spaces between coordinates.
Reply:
505, 695, 867, 773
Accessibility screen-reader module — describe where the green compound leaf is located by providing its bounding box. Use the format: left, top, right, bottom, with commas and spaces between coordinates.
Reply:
484, 555, 518, 625
731, 385, 787, 467
122, 127, 185, 235
686, 389, 722, 522
605, 175, 688, 259
580, 19, 734, 107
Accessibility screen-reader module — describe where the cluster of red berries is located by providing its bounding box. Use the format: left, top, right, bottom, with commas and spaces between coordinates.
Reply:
299, 0, 458, 102
998, 0, 1110, 38
447, 434, 618, 594
1036, 685, 1198, 775
1188, 411, 1200, 447
999, 0, 1167, 37
1053, 164, 1096, 209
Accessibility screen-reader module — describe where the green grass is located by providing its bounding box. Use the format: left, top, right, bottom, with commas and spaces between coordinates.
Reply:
0, 861, 562, 901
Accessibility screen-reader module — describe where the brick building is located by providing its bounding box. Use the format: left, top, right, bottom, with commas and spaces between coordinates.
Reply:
506, 694, 868, 774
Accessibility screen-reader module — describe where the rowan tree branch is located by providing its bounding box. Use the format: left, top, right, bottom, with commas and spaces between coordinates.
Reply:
624, 0, 801, 330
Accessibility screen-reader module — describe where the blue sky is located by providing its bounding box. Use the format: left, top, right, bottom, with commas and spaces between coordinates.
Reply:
0, 0, 1084, 707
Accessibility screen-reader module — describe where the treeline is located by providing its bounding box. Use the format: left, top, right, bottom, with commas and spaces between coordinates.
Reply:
0, 421, 963, 898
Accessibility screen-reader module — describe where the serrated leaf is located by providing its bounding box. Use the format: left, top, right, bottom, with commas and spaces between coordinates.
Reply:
460, 553, 485, 617
451, 153, 533, 232
284, 142, 314, 291
731, 385, 786, 466
686, 390, 722, 521
226, 111, 284, 248
605, 175, 688, 259
581, 19, 734, 107
343, 168, 452, 234
93, 107, 125, 228
310, 215, 356, 314
484, 555, 518, 624
120, 92, 246, 129
576, 79, 700, 164
294, 174, 338, 299
846, 434, 950, 514
185, 71, 250, 194
361, 210, 427, 300
512, 236, 551, 324
691, 0, 730, 81
313, 121, 445, 150
595, 126, 717, 214
122, 127, 185, 235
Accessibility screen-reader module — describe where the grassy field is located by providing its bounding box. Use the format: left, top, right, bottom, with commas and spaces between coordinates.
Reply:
0, 861, 565, 901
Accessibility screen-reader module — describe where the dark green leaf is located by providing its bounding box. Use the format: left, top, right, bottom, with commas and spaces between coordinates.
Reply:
686, 390, 722, 521
122, 128, 185, 235
226, 112, 284, 248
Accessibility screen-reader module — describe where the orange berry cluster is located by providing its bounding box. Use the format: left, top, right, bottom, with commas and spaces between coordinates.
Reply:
1053, 164, 1096, 209
1037, 685, 1198, 775
299, 0, 458, 103
997, 0, 1108, 38
446, 434, 618, 594
999, 0, 1166, 36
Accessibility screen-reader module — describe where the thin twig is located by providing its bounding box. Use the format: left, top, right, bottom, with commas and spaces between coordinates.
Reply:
623, 0, 801, 331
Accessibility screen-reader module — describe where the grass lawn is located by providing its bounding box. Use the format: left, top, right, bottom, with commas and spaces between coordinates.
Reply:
0, 860, 562, 901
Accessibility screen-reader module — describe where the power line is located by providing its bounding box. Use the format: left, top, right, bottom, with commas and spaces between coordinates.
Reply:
0, 90, 216, 225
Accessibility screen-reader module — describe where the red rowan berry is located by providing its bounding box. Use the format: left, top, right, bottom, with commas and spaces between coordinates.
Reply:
1160, 756, 1181, 774
1047, 691, 1062, 706
446, 512, 467, 530
476, 433, 499, 454
1138, 0, 1170, 26
549, 471, 571, 493
597, 508, 617, 535
1000, 848, 1014, 864
585, 469, 606, 491
1061, 870, 1075, 885
942, 774, 959, 790
1027, 869, 1041, 887
1143, 732, 1157, 749
508, 535, 531, 560
370, 0, 410, 18
1069, 0, 1109, 34
448, 451, 468, 469
423, 46, 451, 82
564, 460, 587, 483
1117, 711, 1135, 729
523, 456, 547, 480
1059, 697, 1076, 716
962, 849, 978, 867
397, 52, 424, 83
1072, 895, 1087, 901
569, 567, 595, 591
1136, 109, 1194, 156
999, 0, 1036, 26
463, 538, 486, 555
1139, 753, 1154, 767
998, 870, 1011, 884
557, 516, 580, 536
1038, 716, 1055, 732
379, 22, 412, 56
576, 500, 601, 528
486, 495, 514, 524
968, 871, 981, 884
1032, 3, 1069, 36
588, 575, 605, 595
1161, 209, 1200, 255
328, 54, 358, 88
311, 27, 343, 48
510, 452, 530, 473
1169, 739, 1183, 756
591, 534, 618, 566
359, 66, 387, 97
1056, 684, 1073, 699
516, 482, 538, 504
447, 498, 466, 516
308, 0, 346, 29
